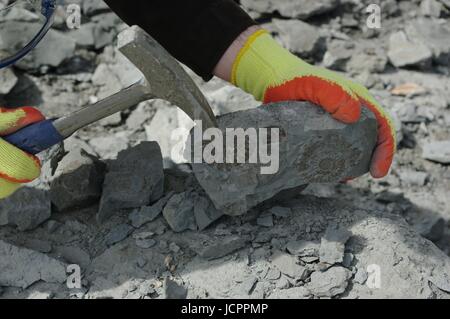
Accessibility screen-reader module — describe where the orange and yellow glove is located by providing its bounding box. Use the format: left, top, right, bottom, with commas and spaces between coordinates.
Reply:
0, 107, 44, 198
231, 30, 396, 178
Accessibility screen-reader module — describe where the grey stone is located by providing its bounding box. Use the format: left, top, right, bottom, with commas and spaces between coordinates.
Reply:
271, 19, 325, 59
0, 187, 51, 231
105, 224, 134, 247
429, 273, 450, 293
21, 239, 52, 254
164, 278, 188, 299
387, 31, 433, 68
422, 141, 450, 164
193, 192, 224, 231
55, 246, 91, 269
308, 266, 351, 297
82, 0, 110, 16
135, 238, 157, 249
270, 206, 292, 218
191, 102, 377, 216
198, 237, 248, 260
398, 169, 428, 186
0, 240, 67, 289
98, 142, 164, 223
271, 252, 308, 280
89, 134, 129, 159
68, 22, 96, 47
420, 0, 443, 17
0, 68, 18, 94
416, 217, 446, 242
50, 148, 106, 212
286, 240, 320, 257
342, 253, 354, 268
353, 267, 368, 285
322, 40, 354, 71
129, 192, 174, 228
162, 191, 197, 232
241, 276, 258, 295
257, 214, 274, 227
268, 286, 310, 299
405, 19, 450, 66
319, 226, 352, 265
241, 0, 339, 19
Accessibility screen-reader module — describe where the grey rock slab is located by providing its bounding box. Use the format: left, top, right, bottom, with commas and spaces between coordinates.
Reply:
429, 273, 450, 293
286, 240, 320, 257
241, 0, 339, 19
193, 192, 224, 231
268, 286, 310, 299
420, 0, 443, 17
353, 267, 368, 285
191, 101, 377, 216
307, 266, 351, 297
405, 18, 450, 65
271, 19, 325, 58
164, 278, 188, 299
271, 252, 308, 280
162, 191, 197, 232
319, 226, 352, 265
50, 148, 106, 212
55, 246, 91, 269
129, 192, 174, 228
270, 206, 292, 218
98, 142, 164, 223
105, 224, 134, 247
0, 68, 18, 94
198, 237, 248, 260
422, 141, 450, 164
0, 187, 51, 231
0, 240, 67, 289
257, 214, 274, 227
322, 40, 354, 71
387, 31, 433, 68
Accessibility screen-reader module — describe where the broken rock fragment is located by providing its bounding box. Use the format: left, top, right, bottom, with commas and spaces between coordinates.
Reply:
191, 101, 377, 216
307, 266, 351, 298
387, 31, 433, 69
0, 187, 51, 231
50, 148, 106, 212
98, 142, 164, 223
319, 225, 352, 265
129, 192, 174, 228
0, 240, 67, 289
422, 141, 450, 164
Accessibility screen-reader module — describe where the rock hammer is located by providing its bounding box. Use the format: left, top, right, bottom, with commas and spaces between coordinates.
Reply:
3, 25, 217, 155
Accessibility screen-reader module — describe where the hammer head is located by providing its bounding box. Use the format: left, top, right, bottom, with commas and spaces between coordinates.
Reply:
117, 26, 217, 129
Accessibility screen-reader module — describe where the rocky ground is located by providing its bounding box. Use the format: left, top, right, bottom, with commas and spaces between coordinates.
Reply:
0, 0, 450, 299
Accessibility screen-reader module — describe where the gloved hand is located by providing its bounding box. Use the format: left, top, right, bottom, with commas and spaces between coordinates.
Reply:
0, 107, 44, 199
231, 30, 396, 178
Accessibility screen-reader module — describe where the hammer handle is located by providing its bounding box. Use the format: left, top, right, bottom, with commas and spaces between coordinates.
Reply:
3, 82, 153, 155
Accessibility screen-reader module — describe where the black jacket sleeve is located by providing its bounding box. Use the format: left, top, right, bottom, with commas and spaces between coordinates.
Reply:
104, 0, 256, 81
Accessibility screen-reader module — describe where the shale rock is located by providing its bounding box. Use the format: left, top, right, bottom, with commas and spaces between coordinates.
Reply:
191, 101, 378, 216
50, 148, 106, 212
0, 240, 67, 289
0, 187, 51, 231
98, 142, 164, 223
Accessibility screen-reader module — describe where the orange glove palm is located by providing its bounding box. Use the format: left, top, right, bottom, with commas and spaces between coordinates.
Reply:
232, 30, 396, 178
